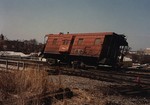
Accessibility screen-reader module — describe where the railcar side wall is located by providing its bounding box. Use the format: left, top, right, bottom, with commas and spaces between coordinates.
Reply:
44, 35, 63, 54
70, 35, 106, 57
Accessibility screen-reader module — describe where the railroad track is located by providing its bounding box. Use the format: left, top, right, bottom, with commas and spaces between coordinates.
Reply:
47, 66, 150, 86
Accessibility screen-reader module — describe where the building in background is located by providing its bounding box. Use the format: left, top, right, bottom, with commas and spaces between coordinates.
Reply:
144, 48, 150, 55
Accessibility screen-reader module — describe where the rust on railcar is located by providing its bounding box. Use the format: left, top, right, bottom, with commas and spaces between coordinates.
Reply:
44, 34, 63, 54
69, 32, 114, 57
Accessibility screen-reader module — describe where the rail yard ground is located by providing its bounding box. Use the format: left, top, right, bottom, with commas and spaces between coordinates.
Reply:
51, 75, 150, 105
0, 72, 149, 105
0, 58, 150, 105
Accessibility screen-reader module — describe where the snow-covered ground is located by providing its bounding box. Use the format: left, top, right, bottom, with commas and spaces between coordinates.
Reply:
0, 51, 29, 57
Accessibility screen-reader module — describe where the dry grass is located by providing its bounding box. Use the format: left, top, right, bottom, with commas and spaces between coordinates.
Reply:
0, 69, 56, 105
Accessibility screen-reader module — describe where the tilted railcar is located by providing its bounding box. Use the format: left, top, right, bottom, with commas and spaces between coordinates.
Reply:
42, 32, 128, 67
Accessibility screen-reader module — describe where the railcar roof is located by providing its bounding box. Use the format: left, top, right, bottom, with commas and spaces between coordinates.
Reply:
46, 32, 116, 36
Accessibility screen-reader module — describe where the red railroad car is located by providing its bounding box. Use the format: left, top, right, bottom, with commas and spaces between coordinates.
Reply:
43, 32, 128, 67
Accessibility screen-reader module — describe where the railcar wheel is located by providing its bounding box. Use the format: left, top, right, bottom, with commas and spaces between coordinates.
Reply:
80, 62, 86, 69
71, 61, 79, 69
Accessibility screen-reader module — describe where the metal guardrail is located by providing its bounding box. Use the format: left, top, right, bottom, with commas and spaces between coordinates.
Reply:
0, 59, 46, 71
0, 56, 40, 61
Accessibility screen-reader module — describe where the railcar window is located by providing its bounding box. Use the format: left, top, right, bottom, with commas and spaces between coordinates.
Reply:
78, 38, 83, 45
52, 39, 57, 45
94, 38, 101, 45
63, 40, 69, 45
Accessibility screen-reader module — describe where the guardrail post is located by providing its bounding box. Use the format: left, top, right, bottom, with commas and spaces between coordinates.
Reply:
17, 61, 19, 70
23, 62, 25, 70
6, 60, 8, 70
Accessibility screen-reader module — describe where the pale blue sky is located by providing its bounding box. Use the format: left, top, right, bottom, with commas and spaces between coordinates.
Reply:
0, 0, 150, 50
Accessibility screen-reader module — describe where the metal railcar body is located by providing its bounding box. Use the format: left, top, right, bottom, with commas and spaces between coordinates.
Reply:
43, 32, 128, 67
